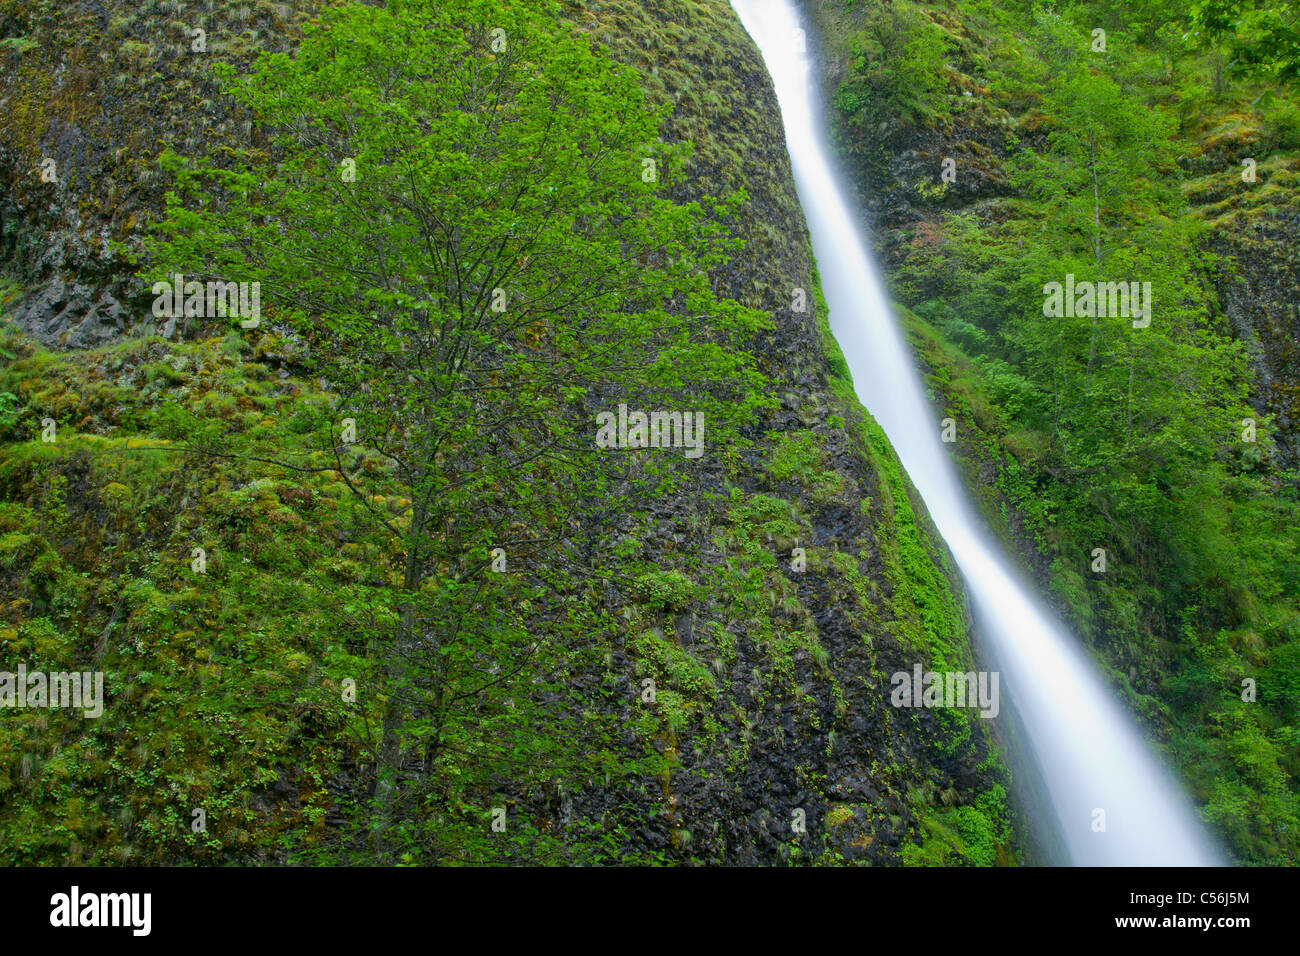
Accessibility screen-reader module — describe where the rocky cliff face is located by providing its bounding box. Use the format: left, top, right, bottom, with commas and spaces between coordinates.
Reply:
1193, 157, 1300, 470
0, 0, 1015, 864
0, 0, 326, 347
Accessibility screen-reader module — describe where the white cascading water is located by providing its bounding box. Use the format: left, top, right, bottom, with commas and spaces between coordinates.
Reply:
732, 0, 1222, 866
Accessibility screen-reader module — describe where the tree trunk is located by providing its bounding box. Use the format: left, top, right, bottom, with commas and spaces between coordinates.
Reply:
371, 500, 427, 863
1085, 132, 1103, 382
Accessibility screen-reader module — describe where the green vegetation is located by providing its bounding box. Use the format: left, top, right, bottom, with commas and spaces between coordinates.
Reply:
1191, 0, 1300, 86
835, 2, 953, 134
812, 0, 1300, 864
0, 330, 367, 863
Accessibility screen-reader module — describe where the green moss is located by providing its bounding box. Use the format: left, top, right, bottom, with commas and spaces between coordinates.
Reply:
633, 569, 698, 611
903, 794, 1006, 867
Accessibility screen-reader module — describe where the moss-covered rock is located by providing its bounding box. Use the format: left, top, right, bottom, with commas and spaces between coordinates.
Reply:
0, 0, 1017, 865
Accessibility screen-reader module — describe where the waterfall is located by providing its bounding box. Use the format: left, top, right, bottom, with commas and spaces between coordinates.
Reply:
731, 0, 1222, 866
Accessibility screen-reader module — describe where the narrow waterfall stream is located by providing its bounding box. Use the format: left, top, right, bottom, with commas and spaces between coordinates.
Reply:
732, 0, 1223, 866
